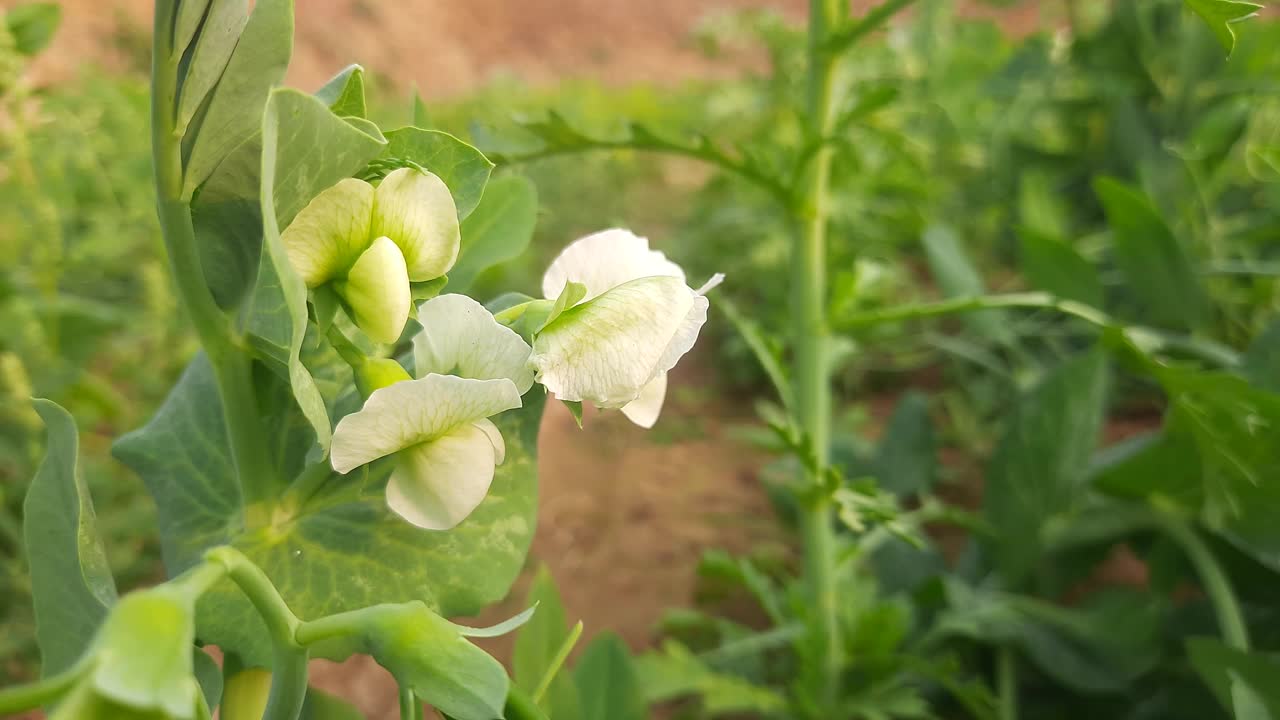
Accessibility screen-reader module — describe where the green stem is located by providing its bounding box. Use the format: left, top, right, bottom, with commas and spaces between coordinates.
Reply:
1155, 510, 1250, 650
400, 686, 417, 720
294, 607, 376, 647
263, 647, 310, 720
151, 1, 277, 508
997, 647, 1018, 720
531, 621, 583, 703
325, 325, 367, 368
0, 666, 80, 715
796, 0, 843, 713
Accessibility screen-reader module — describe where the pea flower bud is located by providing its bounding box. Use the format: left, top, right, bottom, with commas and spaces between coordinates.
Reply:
532, 229, 722, 428
282, 168, 460, 343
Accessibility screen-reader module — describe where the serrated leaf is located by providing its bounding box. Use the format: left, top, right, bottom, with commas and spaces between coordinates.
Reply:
5, 1, 60, 55
315, 64, 368, 119
983, 350, 1109, 583
25, 399, 118, 676
241, 88, 386, 455
449, 175, 538, 293
175, 0, 249, 135
1094, 176, 1209, 331
575, 633, 645, 720
921, 224, 1012, 344
380, 128, 494, 220
114, 356, 545, 666
1184, 0, 1262, 55
1017, 227, 1103, 308
182, 0, 292, 196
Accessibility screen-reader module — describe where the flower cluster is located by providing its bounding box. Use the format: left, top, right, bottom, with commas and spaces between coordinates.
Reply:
286, 174, 719, 530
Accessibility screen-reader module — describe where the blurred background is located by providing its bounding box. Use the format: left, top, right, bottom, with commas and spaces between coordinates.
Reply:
2, 1, 1278, 718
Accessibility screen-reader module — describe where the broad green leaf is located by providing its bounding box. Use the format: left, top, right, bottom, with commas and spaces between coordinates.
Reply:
25, 399, 118, 676
242, 88, 386, 454
449, 175, 539, 293
1094, 177, 1209, 331
381, 128, 494, 220
114, 356, 545, 666
1090, 430, 1204, 510
921, 224, 1011, 344
1243, 319, 1280, 393
192, 649, 222, 710
1017, 227, 1103, 308
1017, 170, 1070, 239
4, 1, 60, 55
175, 0, 249, 135
872, 391, 936, 496
983, 350, 1109, 583
514, 566, 580, 720
300, 688, 366, 719
182, 0, 292, 196
635, 640, 785, 716
315, 64, 368, 119
1160, 369, 1280, 570
172, 0, 210, 59
575, 633, 645, 720
1187, 638, 1280, 718
1184, 0, 1262, 55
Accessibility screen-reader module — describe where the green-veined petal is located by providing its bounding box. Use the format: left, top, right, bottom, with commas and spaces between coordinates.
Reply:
331, 374, 520, 474
387, 419, 505, 530
371, 167, 460, 282
414, 294, 535, 393
281, 178, 374, 286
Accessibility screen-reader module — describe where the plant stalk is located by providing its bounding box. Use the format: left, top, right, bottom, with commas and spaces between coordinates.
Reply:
0, 666, 80, 715
796, 0, 843, 712
1156, 510, 1250, 650
400, 686, 417, 720
996, 647, 1018, 720
151, 1, 277, 508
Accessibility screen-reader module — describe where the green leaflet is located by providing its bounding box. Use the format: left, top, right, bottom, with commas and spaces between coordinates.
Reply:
449, 174, 539, 293
381, 128, 494, 220
182, 0, 292, 196
1183, 0, 1262, 55
314, 64, 368, 119
514, 566, 581, 720
1017, 227, 1103, 308
175, 0, 249, 135
921, 224, 1012, 345
1187, 638, 1280, 718
24, 399, 118, 677
172, 0, 211, 59
635, 640, 786, 716
982, 349, 1110, 584
114, 356, 545, 666
4, 1, 60, 56
575, 633, 645, 720
242, 88, 386, 455
872, 391, 936, 497
1094, 176, 1209, 332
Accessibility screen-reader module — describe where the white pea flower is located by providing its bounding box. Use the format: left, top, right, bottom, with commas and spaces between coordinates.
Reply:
532, 229, 722, 428
331, 294, 533, 530
282, 168, 460, 343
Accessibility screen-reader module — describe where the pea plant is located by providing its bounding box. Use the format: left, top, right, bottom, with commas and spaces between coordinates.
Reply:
0, 1, 720, 718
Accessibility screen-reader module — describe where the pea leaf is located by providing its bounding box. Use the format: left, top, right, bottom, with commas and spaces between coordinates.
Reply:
24, 399, 118, 676
921, 224, 1012, 344
982, 350, 1109, 584
315, 64, 368, 119
1243, 319, 1280, 393
175, 0, 249, 135
1094, 176, 1209, 331
241, 88, 386, 455
575, 633, 645, 720
1017, 227, 1103, 308
381, 128, 494, 220
449, 175, 539, 293
1184, 0, 1262, 56
872, 391, 936, 497
182, 0, 292, 196
4, 2, 60, 55
1187, 638, 1280, 718
635, 640, 786, 716
172, 0, 211, 59
114, 357, 545, 666
514, 566, 580, 720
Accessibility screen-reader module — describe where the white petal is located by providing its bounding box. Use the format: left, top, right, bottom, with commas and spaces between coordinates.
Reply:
331, 374, 521, 474
282, 178, 374, 286
532, 276, 706, 408
371, 167, 460, 282
620, 374, 667, 429
336, 236, 411, 344
541, 228, 685, 301
386, 421, 501, 530
472, 417, 506, 464
413, 294, 535, 394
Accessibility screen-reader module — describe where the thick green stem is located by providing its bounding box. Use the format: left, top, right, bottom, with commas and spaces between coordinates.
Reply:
796, 0, 843, 712
996, 647, 1018, 720
263, 647, 309, 720
151, 1, 276, 508
400, 686, 417, 720
1156, 510, 1250, 650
